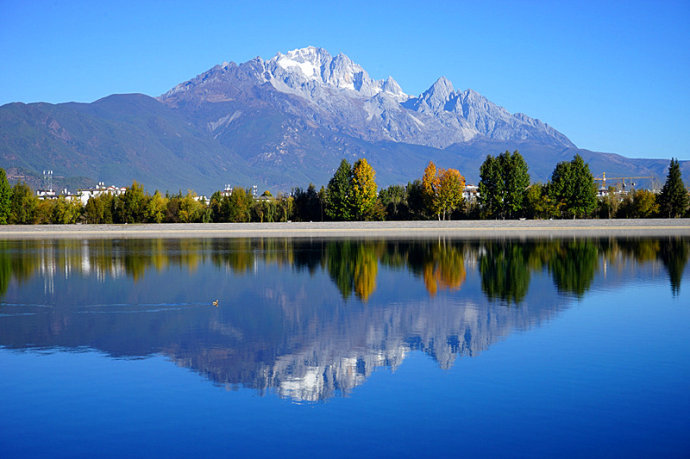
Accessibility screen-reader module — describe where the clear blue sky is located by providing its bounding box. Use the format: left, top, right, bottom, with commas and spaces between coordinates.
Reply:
1, 0, 688, 159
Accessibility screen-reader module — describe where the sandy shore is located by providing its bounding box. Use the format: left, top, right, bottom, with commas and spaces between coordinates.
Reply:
0, 219, 688, 239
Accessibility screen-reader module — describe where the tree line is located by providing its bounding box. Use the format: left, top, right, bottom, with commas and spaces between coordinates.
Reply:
0, 154, 687, 224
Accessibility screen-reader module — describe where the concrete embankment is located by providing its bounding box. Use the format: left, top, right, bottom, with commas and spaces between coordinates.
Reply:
0, 219, 689, 240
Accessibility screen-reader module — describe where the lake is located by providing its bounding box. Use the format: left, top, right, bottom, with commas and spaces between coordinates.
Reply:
0, 237, 688, 457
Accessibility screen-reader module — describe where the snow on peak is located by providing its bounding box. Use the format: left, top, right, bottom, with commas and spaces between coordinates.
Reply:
272, 46, 331, 80
265, 46, 408, 98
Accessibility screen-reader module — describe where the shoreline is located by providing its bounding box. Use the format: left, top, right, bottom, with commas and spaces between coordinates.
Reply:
0, 219, 689, 239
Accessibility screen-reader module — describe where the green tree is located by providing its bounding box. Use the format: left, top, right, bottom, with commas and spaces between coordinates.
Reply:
657, 158, 688, 218
120, 181, 148, 223
35, 200, 56, 224
0, 169, 12, 224
597, 188, 622, 219
617, 189, 658, 219
9, 182, 38, 224
325, 159, 353, 221
276, 194, 294, 222
379, 185, 409, 220
52, 197, 81, 224
178, 191, 204, 223
350, 158, 378, 220
548, 154, 596, 218
478, 154, 504, 218
525, 183, 559, 219
209, 191, 225, 222
406, 180, 428, 220
293, 184, 323, 222
631, 189, 659, 218
227, 187, 252, 222
478, 151, 530, 219
500, 151, 530, 218
146, 191, 169, 223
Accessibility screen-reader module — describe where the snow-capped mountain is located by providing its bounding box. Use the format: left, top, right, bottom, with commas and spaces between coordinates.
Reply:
160, 46, 574, 149
3, 46, 680, 193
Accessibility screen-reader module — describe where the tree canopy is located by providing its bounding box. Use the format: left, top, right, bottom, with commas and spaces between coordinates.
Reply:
325, 159, 353, 221
478, 151, 530, 219
422, 161, 465, 220
0, 169, 12, 225
548, 154, 596, 218
658, 158, 689, 218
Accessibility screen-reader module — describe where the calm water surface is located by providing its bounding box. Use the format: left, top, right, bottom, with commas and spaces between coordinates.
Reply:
0, 237, 688, 458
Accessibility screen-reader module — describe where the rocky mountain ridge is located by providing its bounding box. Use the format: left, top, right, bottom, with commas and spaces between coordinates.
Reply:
160, 46, 574, 149
0, 46, 686, 193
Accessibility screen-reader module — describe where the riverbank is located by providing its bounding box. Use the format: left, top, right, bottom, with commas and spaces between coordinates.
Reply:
0, 219, 689, 239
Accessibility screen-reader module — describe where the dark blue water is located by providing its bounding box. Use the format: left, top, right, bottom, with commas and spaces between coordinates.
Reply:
0, 238, 688, 457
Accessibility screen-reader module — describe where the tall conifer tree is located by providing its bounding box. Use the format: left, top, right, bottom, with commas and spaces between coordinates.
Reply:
325, 159, 353, 221
658, 158, 689, 218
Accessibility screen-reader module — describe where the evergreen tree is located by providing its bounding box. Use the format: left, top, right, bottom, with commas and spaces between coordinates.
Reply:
0, 169, 11, 224
293, 184, 322, 222
325, 159, 353, 221
209, 191, 226, 222
500, 151, 530, 218
657, 158, 688, 218
478, 154, 504, 218
548, 154, 596, 218
479, 151, 530, 218
406, 180, 427, 220
379, 185, 408, 220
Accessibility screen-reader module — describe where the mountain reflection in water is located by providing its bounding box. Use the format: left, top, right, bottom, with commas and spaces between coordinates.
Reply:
0, 237, 687, 402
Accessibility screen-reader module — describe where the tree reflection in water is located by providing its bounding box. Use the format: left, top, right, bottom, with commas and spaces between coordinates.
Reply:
0, 236, 687, 301
479, 242, 531, 304
0, 236, 687, 402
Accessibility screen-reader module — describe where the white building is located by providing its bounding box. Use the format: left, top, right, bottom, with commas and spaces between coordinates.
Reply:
463, 185, 479, 202
77, 182, 126, 206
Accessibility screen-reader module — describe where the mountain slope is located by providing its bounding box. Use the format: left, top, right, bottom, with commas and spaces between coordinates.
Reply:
1, 46, 687, 193
0, 94, 251, 192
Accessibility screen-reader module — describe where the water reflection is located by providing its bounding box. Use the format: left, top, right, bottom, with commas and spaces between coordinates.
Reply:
0, 236, 687, 401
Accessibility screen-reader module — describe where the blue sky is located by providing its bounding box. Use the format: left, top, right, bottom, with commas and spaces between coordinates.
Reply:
1, 0, 688, 159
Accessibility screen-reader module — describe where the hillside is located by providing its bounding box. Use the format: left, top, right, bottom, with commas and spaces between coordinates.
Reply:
1, 46, 687, 193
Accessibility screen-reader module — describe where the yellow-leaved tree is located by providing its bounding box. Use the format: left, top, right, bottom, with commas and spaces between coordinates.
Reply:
421, 161, 465, 220
350, 158, 378, 220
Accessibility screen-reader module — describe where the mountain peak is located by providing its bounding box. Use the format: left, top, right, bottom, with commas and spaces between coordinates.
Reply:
427, 76, 455, 99
271, 46, 332, 80
159, 46, 574, 149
